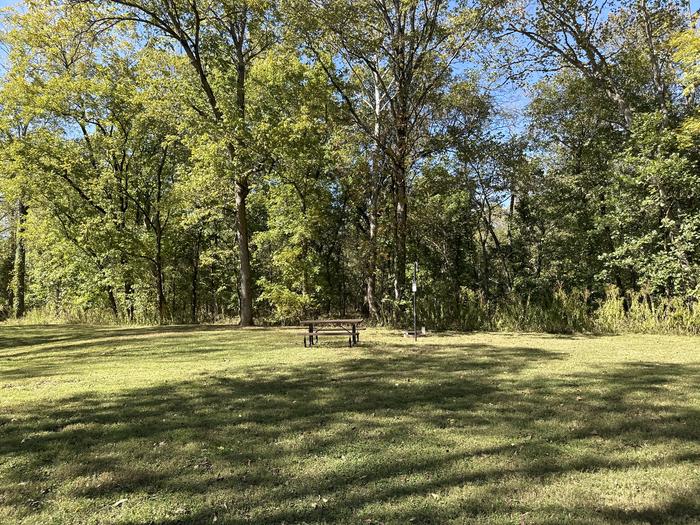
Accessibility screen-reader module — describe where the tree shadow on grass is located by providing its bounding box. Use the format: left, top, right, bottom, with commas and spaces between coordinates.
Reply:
0, 340, 698, 524
0, 325, 284, 381
0, 324, 234, 352
0, 325, 90, 351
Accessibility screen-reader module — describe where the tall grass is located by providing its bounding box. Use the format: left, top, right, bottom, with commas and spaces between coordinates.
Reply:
4, 306, 121, 326
420, 286, 700, 335
492, 288, 592, 333
7, 287, 700, 335
595, 287, 700, 335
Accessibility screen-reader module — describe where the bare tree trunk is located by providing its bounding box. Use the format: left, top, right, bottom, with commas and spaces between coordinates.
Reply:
479, 232, 490, 299
12, 200, 27, 319
233, 34, 255, 327
366, 73, 382, 320
236, 179, 254, 326
507, 193, 516, 250
7, 222, 15, 314
366, 208, 379, 319
153, 152, 167, 325
155, 231, 166, 325
191, 229, 201, 324
608, 89, 634, 129
107, 286, 118, 318
394, 167, 407, 304
122, 280, 133, 322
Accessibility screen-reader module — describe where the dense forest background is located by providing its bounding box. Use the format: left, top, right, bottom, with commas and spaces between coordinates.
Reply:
0, 0, 699, 332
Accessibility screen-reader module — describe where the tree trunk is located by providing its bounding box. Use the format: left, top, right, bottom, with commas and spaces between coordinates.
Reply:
366, 73, 382, 320
155, 232, 166, 325
236, 179, 254, 326
477, 226, 490, 299
233, 35, 254, 327
12, 200, 27, 319
393, 166, 407, 305
608, 89, 634, 129
124, 280, 135, 322
366, 208, 379, 320
7, 222, 15, 315
107, 286, 118, 318
152, 152, 168, 326
191, 229, 201, 324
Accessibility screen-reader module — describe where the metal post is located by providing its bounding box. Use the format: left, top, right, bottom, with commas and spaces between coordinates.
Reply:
412, 261, 418, 342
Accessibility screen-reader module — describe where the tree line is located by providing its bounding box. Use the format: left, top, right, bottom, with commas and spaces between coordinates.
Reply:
0, 0, 699, 332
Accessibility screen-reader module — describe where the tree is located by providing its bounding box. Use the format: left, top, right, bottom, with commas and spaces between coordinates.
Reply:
0, 53, 37, 319
504, 0, 685, 129
0, 0, 697, 332
85, 0, 279, 325
288, 0, 490, 316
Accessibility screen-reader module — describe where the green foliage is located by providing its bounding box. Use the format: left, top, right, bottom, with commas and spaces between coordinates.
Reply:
601, 112, 700, 297
257, 278, 314, 324
0, 0, 698, 333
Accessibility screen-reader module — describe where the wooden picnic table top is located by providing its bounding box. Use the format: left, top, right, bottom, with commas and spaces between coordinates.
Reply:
301, 318, 363, 325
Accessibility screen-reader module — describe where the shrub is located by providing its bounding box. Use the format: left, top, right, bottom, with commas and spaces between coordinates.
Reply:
257, 280, 314, 325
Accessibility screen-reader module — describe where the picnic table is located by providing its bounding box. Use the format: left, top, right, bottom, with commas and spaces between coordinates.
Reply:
301, 318, 364, 347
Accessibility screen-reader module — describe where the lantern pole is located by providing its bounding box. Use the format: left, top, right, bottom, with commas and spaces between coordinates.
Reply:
412, 261, 418, 342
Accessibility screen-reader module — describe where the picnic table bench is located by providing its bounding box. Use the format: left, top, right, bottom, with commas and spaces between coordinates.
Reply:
301, 318, 364, 347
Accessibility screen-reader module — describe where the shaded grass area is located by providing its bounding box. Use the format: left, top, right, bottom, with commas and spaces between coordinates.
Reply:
0, 326, 698, 524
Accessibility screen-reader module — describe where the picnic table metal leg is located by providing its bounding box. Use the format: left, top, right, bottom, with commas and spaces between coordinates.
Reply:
301, 319, 363, 348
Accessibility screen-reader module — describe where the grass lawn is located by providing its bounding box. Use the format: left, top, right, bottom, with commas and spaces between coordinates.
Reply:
0, 326, 698, 525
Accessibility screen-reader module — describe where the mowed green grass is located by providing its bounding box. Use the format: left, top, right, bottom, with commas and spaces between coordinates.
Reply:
0, 326, 698, 525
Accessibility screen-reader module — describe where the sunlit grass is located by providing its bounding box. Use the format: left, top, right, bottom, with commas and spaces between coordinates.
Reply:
1, 326, 698, 524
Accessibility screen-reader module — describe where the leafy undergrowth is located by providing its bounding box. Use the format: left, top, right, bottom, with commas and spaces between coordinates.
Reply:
0, 326, 698, 524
